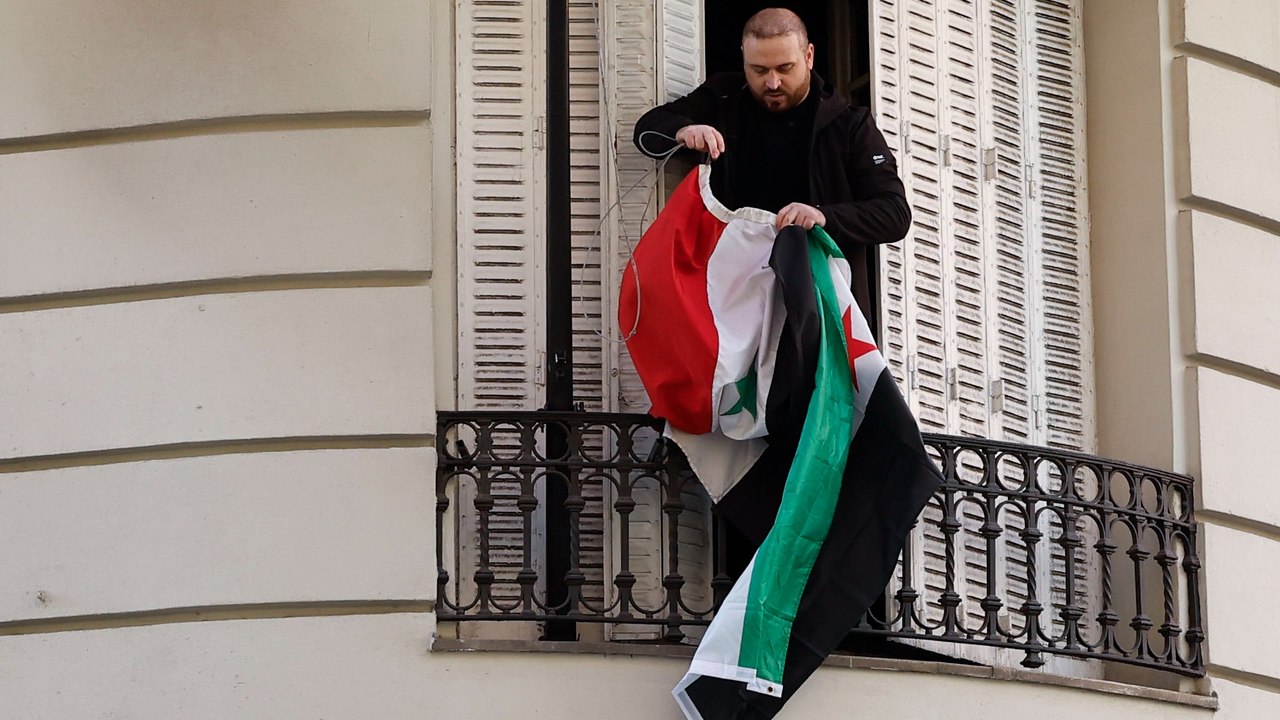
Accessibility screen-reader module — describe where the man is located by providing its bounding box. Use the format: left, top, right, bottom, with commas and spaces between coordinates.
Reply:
633, 7, 910, 321
630, 12, 935, 717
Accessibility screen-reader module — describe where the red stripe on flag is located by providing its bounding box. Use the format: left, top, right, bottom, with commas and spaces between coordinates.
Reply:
619, 171, 728, 433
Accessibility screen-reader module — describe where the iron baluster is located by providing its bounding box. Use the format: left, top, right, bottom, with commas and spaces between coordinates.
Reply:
1128, 518, 1155, 663
1019, 492, 1046, 669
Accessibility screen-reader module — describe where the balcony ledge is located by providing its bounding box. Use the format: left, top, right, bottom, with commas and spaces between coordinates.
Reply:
430, 637, 1218, 711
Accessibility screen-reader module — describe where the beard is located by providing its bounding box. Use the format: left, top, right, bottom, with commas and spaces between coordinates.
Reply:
751, 80, 810, 113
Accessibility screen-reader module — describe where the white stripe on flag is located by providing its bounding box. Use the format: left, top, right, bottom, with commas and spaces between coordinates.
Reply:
666, 424, 766, 503
672, 556, 775, 720
706, 217, 781, 441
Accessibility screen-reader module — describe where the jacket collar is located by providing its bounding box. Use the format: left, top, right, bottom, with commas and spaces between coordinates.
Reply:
809, 71, 850, 132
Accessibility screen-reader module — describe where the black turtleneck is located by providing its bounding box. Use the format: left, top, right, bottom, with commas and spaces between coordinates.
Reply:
729, 82, 819, 213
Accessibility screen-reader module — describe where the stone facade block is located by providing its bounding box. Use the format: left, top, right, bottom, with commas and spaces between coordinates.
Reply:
1181, 0, 1280, 73
1178, 59, 1280, 224
1186, 211, 1280, 376
1201, 522, 1280, 679
0, 0, 431, 139
0, 448, 435, 622
1, 126, 432, 298
0, 286, 434, 459
1196, 368, 1280, 530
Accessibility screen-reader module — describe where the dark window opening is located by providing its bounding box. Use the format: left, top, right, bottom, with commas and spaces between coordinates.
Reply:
703, 0, 906, 659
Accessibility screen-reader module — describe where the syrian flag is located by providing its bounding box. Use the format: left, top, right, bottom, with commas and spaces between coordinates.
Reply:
620, 165, 942, 718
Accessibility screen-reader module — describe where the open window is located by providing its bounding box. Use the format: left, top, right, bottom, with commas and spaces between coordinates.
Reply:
449, 0, 1099, 672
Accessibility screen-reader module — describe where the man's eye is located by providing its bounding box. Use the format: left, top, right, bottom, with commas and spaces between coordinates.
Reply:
780, 64, 794, 72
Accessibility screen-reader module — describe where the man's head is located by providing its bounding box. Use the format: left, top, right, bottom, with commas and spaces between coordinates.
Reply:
741, 8, 814, 112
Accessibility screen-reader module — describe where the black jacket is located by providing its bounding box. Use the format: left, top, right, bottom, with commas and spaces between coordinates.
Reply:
633, 72, 910, 319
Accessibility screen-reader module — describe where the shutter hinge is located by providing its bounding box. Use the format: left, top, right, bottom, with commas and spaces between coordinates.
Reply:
533, 116, 547, 150
940, 135, 952, 167
1025, 163, 1036, 198
907, 355, 919, 390
535, 350, 546, 387
982, 147, 997, 181
1032, 393, 1044, 426
946, 366, 958, 400
989, 379, 1005, 413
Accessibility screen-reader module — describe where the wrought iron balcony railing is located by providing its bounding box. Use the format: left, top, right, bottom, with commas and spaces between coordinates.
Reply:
436, 411, 1205, 677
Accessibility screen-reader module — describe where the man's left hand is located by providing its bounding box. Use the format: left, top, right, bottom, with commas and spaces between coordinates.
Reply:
776, 203, 826, 230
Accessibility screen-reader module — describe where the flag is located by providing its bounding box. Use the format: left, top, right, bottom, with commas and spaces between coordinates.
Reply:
619, 165, 942, 719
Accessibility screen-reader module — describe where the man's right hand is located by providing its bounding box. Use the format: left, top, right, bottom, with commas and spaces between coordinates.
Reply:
675, 124, 726, 160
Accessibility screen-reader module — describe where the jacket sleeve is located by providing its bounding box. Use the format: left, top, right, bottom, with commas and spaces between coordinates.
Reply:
632, 81, 721, 158
819, 112, 912, 247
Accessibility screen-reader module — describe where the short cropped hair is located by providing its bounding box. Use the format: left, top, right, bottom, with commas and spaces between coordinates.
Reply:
741, 8, 810, 47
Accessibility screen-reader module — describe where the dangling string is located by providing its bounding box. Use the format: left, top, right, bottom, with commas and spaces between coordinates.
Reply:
578, 133, 681, 344
579, 1, 686, 344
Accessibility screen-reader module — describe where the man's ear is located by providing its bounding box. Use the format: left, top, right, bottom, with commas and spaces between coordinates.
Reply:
805, 43, 815, 70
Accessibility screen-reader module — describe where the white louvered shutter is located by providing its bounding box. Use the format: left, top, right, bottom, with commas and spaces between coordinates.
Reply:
601, 0, 714, 642
656, 0, 713, 642
1028, 1, 1093, 452
454, 0, 547, 640
873, 0, 1096, 675
600, 0, 659, 640
1025, 0, 1097, 664
566, 0, 610, 634
872, 0, 966, 664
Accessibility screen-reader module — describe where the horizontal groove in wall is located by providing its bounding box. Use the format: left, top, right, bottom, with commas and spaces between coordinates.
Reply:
0, 434, 434, 474
0, 600, 435, 637
1177, 42, 1280, 90
0, 110, 431, 155
1209, 664, 1280, 694
1183, 196, 1280, 238
1199, 510, 1280, 544
0, 270, 432, 314
1189, 353, 1280, 393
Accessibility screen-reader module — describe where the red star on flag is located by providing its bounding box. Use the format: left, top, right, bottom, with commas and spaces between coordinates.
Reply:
842, 309, 878, 392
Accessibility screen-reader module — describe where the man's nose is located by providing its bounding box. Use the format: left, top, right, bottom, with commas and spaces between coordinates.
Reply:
766, 74, 781, 90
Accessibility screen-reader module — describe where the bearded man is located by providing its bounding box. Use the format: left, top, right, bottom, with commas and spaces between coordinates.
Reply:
633, 7, 910, 321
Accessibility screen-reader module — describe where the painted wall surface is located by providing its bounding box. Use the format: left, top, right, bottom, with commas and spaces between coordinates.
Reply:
0, 613, 1214, 720
0, 1, 442, 716
1088, 0, 1280, 716
1, 0, 1272, 716
1178, 2, 1280, 715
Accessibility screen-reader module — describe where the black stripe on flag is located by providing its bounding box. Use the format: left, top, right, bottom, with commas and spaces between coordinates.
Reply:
693, 230, 943, 718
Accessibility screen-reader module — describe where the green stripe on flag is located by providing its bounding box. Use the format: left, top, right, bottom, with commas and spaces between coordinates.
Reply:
738, 227, 855, 689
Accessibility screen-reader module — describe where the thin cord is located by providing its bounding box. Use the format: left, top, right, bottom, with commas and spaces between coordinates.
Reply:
580, 134, 680, 344
578, 1, 684, 344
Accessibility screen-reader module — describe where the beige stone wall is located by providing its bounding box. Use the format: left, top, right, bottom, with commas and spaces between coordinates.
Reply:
1088, 0, 1280, 715
0, 2, 446, 717
0, 613, 1215, 719
3, 0, 1272, 716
